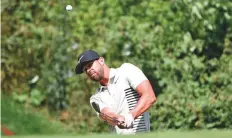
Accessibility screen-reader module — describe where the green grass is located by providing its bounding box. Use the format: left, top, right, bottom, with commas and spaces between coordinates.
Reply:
2, 130, 232, 138
2, 95, 232, 138
1, 95, 69, 135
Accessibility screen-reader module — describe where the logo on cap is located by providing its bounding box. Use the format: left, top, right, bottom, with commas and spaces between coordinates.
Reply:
78, 55, 84, 64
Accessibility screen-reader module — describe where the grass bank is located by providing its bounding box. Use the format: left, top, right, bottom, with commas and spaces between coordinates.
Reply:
1, 95, 69, 135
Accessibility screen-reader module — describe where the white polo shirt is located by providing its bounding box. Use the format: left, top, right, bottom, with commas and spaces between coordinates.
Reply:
90, 63, 150, 134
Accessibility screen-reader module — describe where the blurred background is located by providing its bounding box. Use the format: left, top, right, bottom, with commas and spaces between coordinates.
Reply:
1, 0, 232, 137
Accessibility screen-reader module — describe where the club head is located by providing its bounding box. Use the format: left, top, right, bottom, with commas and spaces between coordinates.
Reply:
91, 102, 100, 113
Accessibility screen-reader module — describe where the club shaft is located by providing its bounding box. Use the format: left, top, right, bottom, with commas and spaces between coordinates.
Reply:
100, 113, 120, 123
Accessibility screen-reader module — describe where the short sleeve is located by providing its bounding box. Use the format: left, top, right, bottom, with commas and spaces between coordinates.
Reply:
122, 63, 148, 90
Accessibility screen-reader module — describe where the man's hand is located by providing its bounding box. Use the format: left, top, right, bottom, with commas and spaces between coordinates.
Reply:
116, 115, 127, 129
99, 108, 126, 127
117, 113, 134, 129
99, 113, 123, 126
99, 112, 134, 129
98, 107, 134, 129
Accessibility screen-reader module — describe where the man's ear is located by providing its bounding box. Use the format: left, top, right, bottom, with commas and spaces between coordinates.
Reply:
98, 57, 104, 65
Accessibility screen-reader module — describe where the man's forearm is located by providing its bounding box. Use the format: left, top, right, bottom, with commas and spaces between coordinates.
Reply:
130, 94, 155, 119
129, 80, 157, 119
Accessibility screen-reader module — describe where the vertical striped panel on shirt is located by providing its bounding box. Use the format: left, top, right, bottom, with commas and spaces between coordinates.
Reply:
125, 87, 140, 110
124, 88, 148, 133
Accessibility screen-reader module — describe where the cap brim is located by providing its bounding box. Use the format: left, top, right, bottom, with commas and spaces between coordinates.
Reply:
75, 59, 98, 74
75, 63, 83, 74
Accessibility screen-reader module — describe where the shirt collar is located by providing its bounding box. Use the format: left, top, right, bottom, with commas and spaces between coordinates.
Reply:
108, 68, 117, 85
109, 68, 117, 79
98, 68, 117, 92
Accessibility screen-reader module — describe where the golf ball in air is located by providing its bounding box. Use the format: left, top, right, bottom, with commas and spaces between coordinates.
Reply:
66, 5, 72, 11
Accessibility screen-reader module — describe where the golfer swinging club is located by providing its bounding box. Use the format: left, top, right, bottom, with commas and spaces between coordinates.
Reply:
75, 50, 156, 134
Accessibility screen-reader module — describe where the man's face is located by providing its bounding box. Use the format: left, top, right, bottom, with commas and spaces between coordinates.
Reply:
83, 58, 104, 81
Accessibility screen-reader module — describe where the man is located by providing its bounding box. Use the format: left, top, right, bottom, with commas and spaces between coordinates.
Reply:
75, 50, 156, 134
